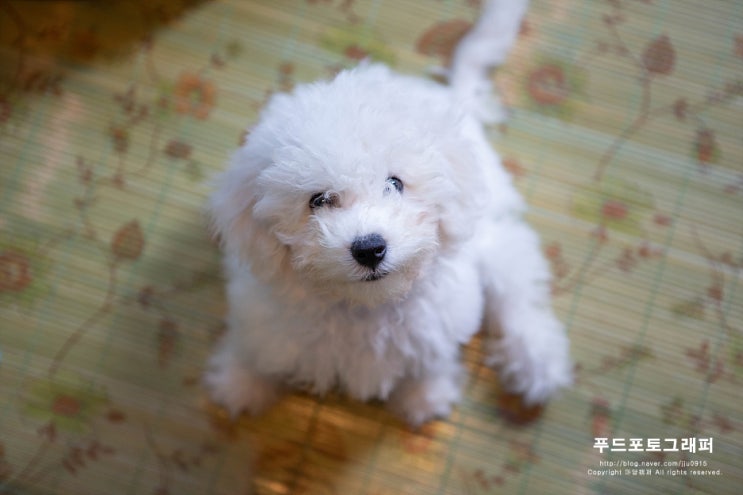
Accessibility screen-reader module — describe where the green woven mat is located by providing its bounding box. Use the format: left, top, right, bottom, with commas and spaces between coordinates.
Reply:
1, 1, 741, 494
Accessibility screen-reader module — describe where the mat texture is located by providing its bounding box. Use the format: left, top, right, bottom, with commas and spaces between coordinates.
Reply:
1, 1, 742, 494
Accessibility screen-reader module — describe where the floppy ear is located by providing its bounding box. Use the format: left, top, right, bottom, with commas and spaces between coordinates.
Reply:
209, 146, 290, 280
436, 129, 525, 244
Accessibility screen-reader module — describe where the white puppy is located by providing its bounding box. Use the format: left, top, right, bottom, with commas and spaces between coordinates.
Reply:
206, 0, 572, 426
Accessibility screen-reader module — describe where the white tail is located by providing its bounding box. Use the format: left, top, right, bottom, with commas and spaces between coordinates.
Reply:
448, 0, 529, 123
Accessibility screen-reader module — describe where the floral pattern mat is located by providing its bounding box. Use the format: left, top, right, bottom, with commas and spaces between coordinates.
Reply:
1, 1, 742, 494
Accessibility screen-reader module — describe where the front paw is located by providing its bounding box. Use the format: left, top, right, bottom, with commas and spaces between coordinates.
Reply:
204, 354, 281, 418
486, 311, 573, 405
388, 372, 463, 427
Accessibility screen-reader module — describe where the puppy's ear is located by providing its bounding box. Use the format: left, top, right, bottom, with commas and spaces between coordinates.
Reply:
209, 147, 289, 279
436, 144, 481, 243
436, 133, 525, 244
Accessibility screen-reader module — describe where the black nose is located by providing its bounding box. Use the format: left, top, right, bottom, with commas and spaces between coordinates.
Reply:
350, 234, 387, 269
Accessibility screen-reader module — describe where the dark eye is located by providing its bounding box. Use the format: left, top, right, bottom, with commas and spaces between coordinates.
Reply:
385, 176, 404, 195
309, 191, 340, 210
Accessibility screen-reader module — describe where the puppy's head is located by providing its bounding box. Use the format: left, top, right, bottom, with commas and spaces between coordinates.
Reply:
211, 65, 487, 307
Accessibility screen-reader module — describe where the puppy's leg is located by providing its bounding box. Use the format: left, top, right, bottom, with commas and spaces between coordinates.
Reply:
481, 219, 572, 404
204, 334, 282, 417
387, 360, 464, 427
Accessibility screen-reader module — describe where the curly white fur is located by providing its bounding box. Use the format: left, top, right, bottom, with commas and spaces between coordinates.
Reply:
205, 0, 572, 426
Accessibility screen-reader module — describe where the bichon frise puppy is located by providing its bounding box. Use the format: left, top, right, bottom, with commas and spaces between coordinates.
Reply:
206, 0, 572, 426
